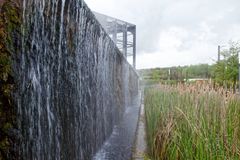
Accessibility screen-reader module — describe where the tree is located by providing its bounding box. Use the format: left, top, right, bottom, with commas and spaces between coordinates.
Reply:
213, 41, 240, 89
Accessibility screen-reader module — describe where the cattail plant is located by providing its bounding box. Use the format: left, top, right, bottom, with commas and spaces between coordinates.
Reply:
145, 83, 240, 160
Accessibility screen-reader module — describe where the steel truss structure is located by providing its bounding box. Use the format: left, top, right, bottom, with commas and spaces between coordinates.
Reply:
94, 12, 136, 69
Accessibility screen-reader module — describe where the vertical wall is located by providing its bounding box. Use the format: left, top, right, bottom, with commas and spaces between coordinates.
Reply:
1, 0, 138, 159
0, 1, 21, 159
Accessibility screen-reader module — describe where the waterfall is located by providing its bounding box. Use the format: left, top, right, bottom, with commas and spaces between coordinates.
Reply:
7, 0, 139, 159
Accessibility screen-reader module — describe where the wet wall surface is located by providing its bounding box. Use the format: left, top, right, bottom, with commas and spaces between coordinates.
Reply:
10, 0, 139, 159
93, 93, 141, 160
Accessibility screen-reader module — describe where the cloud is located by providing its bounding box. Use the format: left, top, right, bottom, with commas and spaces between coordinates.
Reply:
85, 0, 240, 69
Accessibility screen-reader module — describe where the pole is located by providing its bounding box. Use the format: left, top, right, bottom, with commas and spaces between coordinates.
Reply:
112, 20, 117, 44
238, 52, 240, 94
168, 68, 171, 81
123, 24, 127, 57
218, 45, 221, 62
133, 26, 136, 69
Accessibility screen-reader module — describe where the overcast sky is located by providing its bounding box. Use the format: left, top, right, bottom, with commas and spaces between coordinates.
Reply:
84, 0, 240, 69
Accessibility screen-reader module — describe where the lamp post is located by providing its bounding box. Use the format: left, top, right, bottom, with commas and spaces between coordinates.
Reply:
218, 45, 221, 62
218, 45, 226, 62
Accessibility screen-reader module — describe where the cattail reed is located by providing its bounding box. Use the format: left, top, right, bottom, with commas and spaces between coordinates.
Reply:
145, 83, 240, 160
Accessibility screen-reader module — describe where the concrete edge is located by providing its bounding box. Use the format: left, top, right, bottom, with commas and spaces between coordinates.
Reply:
132, 90, 147, 160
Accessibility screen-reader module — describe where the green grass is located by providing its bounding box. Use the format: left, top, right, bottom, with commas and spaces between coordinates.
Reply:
144, 85, 240, 160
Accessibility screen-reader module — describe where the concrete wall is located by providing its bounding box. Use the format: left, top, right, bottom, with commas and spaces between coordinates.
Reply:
1, 0, 138, 159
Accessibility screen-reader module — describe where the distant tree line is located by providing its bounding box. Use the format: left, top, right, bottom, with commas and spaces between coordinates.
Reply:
139, 41, 240, 88
139, 64, 211, 82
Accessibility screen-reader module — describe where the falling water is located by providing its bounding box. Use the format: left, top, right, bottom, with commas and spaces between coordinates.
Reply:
11, 0, 138, 159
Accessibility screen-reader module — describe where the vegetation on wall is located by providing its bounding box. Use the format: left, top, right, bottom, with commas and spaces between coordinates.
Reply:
0, 0, 21, 159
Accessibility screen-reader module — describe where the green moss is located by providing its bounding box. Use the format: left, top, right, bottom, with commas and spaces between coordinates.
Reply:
0, 138, 10, 150
2, 84, 14, 98
0, 0, 21, 159
3, 123, 12, 132
2, 1, 21, 50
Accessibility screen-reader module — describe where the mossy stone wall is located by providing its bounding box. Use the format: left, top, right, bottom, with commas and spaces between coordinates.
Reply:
0, 1, 21, 159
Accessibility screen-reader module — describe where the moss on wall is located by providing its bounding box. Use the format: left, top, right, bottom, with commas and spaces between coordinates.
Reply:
0, 0, 21, 159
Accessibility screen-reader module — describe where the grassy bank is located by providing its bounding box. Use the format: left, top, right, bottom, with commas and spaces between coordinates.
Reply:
145, 84, 240, 160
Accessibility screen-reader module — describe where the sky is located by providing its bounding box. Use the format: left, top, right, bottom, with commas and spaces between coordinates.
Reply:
84, 0, 240, 69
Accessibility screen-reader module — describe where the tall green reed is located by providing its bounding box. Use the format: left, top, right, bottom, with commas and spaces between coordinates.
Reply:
145, 85, 240, 160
